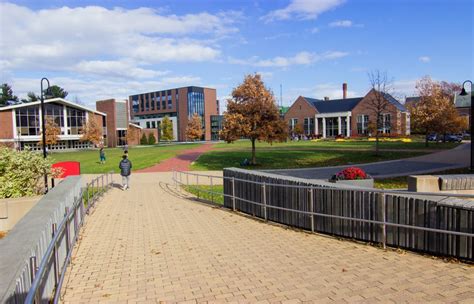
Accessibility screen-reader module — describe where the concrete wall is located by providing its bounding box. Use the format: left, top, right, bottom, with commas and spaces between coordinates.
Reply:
0, 176, 82, 303
0, 196, 41, 232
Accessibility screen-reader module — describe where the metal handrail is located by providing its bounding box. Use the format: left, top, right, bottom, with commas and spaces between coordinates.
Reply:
25, 171, 114, 304
173, 170, 474, 244
175, 170, 474, 199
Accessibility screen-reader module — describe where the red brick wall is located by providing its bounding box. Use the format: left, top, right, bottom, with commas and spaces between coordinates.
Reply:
0, 110, 14, 139
203, 88, 218, 141
284, 96, 317, 131
351, 90, 405, 137
96, 99, 116, 147
177, 87, 188, 141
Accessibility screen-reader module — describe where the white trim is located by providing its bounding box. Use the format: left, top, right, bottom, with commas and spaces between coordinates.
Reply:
315, 111, 352, 118
12, 109, 17, 139
0, 98, 107, 116
129, 123, 142, 129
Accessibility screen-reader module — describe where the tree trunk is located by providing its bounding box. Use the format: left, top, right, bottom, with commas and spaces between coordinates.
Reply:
251, 138, 257, 165
375, 132, 379, 156
425, 129, 429, 147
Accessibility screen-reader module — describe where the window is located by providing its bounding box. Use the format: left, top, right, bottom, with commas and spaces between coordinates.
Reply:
146, 121, 150, 128
16, 105, 40, 136
157, 95, 161, 110
304, 117, 314, 135
151, 95, 155, 111
380, 113, 391, 134
145, 95, 150, 111
67, 108, 87, 135
162, 95, 166, 109
357, 115, 369, 135
289, 118, 298, 131
140, 96, 144, 112
151, 121, 156, 129
168, 94, 172, 109
132, 96, 139, 113
45, 103, 65, 134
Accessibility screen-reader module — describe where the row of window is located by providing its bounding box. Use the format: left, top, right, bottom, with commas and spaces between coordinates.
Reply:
357, 114, 391, 135
131, 91, 177, 113
15, 104, 88, 136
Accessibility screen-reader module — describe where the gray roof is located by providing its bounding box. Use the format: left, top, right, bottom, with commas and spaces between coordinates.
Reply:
381, 92, 407, 112
305, 97, 363, 113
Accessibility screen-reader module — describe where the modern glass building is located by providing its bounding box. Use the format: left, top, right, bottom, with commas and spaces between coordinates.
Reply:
129, 86, 218, 141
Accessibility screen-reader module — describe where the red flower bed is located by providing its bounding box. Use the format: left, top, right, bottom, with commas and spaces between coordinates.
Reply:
333, 167, 368, 180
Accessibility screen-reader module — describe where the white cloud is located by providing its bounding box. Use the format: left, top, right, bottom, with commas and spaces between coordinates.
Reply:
310, 27, 320, 34
0, 2, 238, 71
392, 79, 418, 97
229, 51, 349, 68
262, 0, 345, 22
329, 20, 352, 27
328, 19, 364, 28
419, 56, 431, 63
10, 75, 202, 108
75, 60, 169, 79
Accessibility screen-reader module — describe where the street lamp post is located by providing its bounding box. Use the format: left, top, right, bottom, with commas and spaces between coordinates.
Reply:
40, 77, 51, 193
460, 80, 473, 172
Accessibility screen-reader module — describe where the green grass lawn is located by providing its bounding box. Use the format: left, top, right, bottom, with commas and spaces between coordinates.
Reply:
191, 139, 459, 171
212, 139, 459, 151
191, 149, 426, 171
183, 185, 224, 205
50, 143, 200, 174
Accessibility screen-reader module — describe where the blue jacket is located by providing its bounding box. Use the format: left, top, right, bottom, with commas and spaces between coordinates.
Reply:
119, 159, 132, 176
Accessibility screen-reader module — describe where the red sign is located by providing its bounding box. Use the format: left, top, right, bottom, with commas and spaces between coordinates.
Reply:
52, 161, 81, 178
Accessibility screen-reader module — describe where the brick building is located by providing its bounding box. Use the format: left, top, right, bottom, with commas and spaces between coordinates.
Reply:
0, 98, 106, 150
284, 83, 410, 138
129, 86, 218, 141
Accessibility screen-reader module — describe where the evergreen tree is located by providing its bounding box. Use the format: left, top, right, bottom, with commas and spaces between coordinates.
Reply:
161, 116, 174, 142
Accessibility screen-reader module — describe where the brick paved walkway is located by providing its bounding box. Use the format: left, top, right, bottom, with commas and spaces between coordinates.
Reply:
136, 143, 214, 173
61, 173, 474, 303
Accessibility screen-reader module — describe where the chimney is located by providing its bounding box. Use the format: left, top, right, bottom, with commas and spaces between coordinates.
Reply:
324, 96, 330, 101
342, 83, 347, 99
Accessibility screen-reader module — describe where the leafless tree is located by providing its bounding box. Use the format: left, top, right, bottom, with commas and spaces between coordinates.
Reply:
367, 70, 393, 156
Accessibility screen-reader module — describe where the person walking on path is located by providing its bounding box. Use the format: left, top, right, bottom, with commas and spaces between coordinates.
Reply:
123, 144, 129, 154
119, 154, 132, 190
99, 147, 106, 164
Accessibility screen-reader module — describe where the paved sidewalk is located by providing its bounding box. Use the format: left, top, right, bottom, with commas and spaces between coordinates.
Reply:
61, 172, 473, 303
136, 143, 214, 172
267, 143, 470, 179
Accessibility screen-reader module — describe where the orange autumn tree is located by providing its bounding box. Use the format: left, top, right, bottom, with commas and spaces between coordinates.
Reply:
38, 116, 61, 146
220, 74, 288, 165
126, 124, 139, 144
409, 76, 465, 146
185, 113, 203, 141
80, 115, 103, 147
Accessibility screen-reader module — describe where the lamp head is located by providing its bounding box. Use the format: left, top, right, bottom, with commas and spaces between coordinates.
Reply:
43, 87, 53, 99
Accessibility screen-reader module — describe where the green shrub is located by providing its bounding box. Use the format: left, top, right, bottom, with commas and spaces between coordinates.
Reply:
148, 133, 156, 145
140, 133, 148, 145
0, 148, 59, 198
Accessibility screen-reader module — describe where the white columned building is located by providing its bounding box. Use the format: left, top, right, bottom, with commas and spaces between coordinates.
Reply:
315, 111, 352, 138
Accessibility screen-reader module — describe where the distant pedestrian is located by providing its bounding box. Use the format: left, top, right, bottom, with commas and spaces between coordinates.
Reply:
99, 147, 106, 164
123, 144, 129, 154
119, 154, 132, 190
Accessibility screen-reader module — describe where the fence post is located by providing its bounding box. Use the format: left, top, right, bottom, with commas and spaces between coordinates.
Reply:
186, 173, 189, 186
29, 256, 38, 303
309, 188, 314, 232
51, 223, 59, 287
210, 176, 214, 203
382, 193, 387, 249
65, 207, 70, 253
196, 175, 200, 198
101, 174, 104, 194
231, 177, 236, 211
262, 183, 267, 221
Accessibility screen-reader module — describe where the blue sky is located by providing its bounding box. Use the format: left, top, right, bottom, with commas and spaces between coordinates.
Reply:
0, 0, 472, 110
